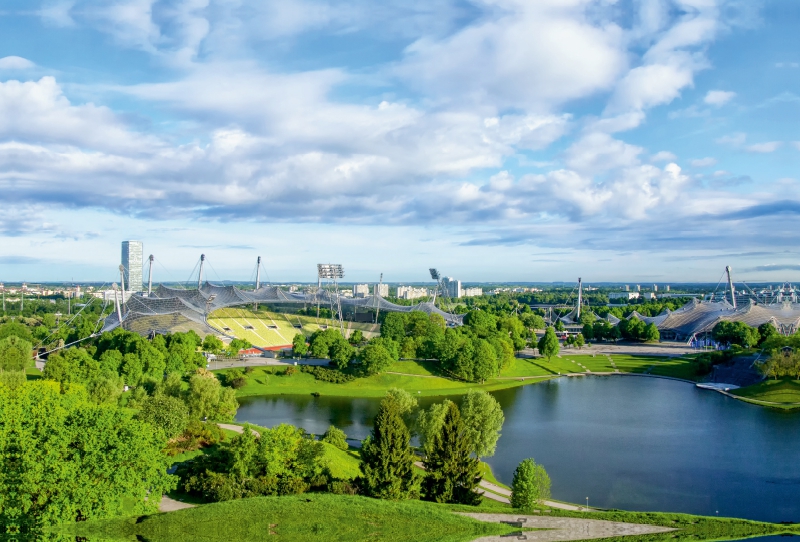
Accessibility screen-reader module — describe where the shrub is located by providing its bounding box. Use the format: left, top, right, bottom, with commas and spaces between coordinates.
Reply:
300, 365, 355, 383
165, 419, 225, 456
328, 480, 359, 495
285, 366, 297, 376
321, 425, 349, 450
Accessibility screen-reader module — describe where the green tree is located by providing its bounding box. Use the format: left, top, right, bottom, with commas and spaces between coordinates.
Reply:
472, 338, 499, 383
348, 329, 364, 345
537, 328, 560, 361
330, 339, 355, 370
292, 333, 308, 357
86, 373, 123, 405
464, 310, 498, 338
582, 323, 594, 341
0, 322, 33, 342
186, 369, 238, 421
0, 335, 32, 372
321, 425, 348, 450
520, 313, 545, 330
416, 400, 453, 454
460, 390, 504, 458
422, 401, 481, 505
510, 458, 551, 511
712, 321, 760, 348
7, 380, 174, 524
380, 313, 407, 343
42, 347, 99, 384
574, 333, 585, 349
643, 323, 660, 342
359, 393, 420, 500
758, 322, 779, 347
138, 394, 189, 438
554, 320, 565, 332
202, 335, 224, 354
358, 342, 394, 376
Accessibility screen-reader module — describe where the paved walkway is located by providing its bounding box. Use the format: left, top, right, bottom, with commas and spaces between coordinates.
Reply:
477, 480, 591, 512
463, 513, 676, 541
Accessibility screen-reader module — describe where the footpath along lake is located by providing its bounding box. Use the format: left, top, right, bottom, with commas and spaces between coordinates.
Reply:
236, 375, 800, 523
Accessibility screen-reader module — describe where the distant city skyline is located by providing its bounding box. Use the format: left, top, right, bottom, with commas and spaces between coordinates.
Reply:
0, 1, 798, 282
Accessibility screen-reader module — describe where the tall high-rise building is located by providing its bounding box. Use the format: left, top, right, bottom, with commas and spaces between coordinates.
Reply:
121, 241, 143, 292
442, 276, 462, 298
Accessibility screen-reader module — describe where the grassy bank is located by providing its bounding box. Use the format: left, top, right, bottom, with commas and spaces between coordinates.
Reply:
69, 494, 518, 542
732, 379, 800, 410
226, 354, 700, 399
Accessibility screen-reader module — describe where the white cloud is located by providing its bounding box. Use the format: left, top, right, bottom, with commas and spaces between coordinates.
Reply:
651, 151, 677, 163
716, 132, 747, 147
0, 77, 159, 154
397, 1, 627, 109
690, 157, 717, 167
746, 141, 782, 153
38, 1, 76, 27
704, 90, 736, 106
0, 56, 36, 70
775, 62, 800, 68
793, 142, 800, 151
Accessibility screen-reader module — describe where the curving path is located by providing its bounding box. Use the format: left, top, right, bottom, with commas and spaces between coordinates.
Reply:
463, 513, 676, 541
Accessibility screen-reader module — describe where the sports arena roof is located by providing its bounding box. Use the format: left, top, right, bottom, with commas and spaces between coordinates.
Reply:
102, 282, 464, 336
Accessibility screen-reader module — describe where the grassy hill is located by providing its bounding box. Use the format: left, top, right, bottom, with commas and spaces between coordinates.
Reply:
69, 494, 516, 542
206, 308, 380, 348
732, 379, 800, 409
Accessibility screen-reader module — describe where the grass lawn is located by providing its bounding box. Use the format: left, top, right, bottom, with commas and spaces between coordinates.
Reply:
388, 360, 438, 376
228, 364, 559, 398
732, 379, 800, 409
69, 494, 518, 542
502, 354, 701, 381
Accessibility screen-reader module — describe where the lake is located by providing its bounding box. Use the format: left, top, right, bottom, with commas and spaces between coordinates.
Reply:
236, 375, 800, 523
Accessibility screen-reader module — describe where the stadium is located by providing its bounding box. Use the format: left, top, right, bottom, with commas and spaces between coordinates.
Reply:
102, 282, 464, 342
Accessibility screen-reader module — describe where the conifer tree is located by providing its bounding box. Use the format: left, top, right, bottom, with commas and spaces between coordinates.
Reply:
422, 401, 481, 505
359, 393, 420, 500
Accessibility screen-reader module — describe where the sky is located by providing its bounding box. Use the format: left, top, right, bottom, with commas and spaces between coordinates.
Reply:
0, 0, 798, 284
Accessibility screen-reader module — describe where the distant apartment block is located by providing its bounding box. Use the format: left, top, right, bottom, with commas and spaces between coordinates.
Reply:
121, 240, 144, 292
397, 286, 428, 300
609, 292, 640, 300
353, 283, 370, 297
375, 283, 389, 297
464, 287, 483, 297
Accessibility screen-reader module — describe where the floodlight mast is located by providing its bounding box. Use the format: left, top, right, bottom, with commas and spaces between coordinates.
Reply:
317, 264, 345, 334
429, 267, 451, 311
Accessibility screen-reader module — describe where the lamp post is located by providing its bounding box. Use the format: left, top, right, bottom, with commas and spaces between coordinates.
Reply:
586, 497, 589, 510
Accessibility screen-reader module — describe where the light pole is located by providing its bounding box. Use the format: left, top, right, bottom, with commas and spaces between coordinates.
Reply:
586, 497, 589, 510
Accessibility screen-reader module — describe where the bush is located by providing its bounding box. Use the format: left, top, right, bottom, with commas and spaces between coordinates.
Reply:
285, 366, 297, 376
321, 425, 349, 450
224, 368, 248, 389
300, 365, 355, 383
328, 480, 359, 495
165, 420, 225, 456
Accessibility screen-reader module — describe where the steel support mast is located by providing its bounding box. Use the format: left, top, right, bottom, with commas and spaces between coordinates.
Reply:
147, 255, 154, 297
726, 265, 736, 309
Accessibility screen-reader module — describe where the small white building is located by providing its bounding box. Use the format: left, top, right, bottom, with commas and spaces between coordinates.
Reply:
464, 287, 483, 297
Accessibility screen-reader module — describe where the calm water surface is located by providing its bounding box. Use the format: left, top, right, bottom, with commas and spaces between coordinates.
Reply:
236, 376, 800, 523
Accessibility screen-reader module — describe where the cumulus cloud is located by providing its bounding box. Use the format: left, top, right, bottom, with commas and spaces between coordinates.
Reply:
704, 90, 735, 106
745, 141, 782, 153
691, 157, 717, 167
0, 56, 36, 70
650, 151, 677, 163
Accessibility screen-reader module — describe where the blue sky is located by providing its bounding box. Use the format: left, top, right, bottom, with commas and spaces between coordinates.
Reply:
0, 0, 798, 284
